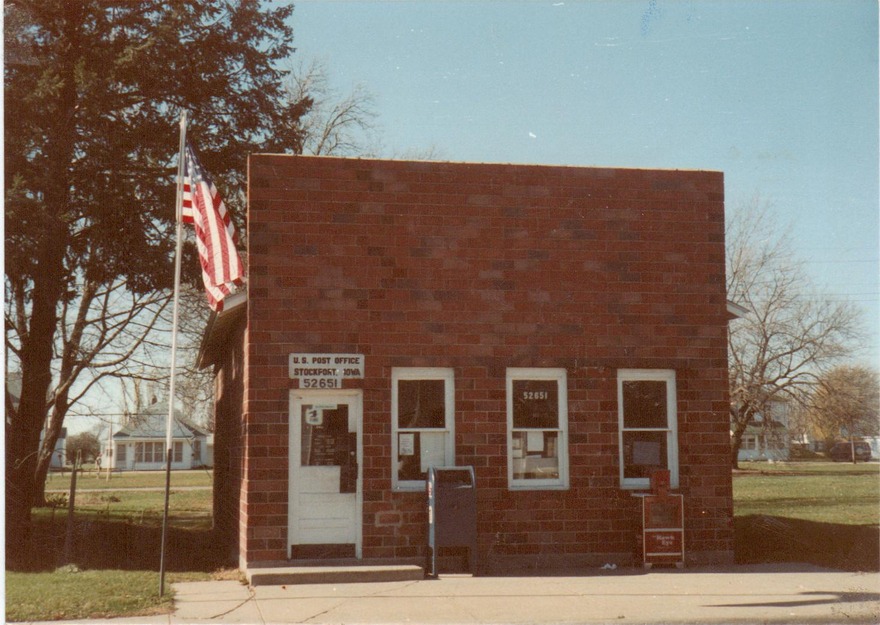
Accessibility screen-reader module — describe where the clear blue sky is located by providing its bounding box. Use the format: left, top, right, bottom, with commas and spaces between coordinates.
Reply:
290, 0, 879, 366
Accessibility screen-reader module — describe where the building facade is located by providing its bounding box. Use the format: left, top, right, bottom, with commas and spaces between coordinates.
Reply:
204, 156, 734, 572
736, 400, 791, 462
102, 407, 211, 471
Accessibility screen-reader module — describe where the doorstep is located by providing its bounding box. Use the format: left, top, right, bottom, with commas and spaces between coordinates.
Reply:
246, 564, 425, 586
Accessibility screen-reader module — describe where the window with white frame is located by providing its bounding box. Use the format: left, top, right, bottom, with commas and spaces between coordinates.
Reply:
174, 441, 183, 463
617, 369, 678, 489
135, 441, 165, 464
507, 368, 569, 490
117, 444, 127, 463
392, 368, 455, 490
742, 435, 757, 451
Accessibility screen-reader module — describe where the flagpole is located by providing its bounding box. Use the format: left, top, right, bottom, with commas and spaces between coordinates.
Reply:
160, 110, 187, 597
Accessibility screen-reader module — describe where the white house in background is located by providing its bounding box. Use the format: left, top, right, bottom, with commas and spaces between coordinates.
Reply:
102, 406, 212, 471
736, 399, 791, 462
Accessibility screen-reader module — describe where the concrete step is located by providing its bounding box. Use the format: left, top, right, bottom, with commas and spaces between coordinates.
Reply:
246, 564, 425, 586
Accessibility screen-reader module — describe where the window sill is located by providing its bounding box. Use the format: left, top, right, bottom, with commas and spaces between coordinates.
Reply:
508, 483, 569, 491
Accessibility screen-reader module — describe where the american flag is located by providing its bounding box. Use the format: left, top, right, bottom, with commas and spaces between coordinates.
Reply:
182, 144, 244, 311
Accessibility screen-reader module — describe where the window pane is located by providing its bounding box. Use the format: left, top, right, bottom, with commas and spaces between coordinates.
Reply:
622, 430, 668, 479
397, 380, 445, 428
174, 442, 183, 463
622, 380, 667, 428
511, 380, 559, 429
397, 431, 447, 481
511, 430, 559, 479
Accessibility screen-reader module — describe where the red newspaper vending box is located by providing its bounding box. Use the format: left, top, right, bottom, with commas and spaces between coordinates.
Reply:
642, 470, 684, 568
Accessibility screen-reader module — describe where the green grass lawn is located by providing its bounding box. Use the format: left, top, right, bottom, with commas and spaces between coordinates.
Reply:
7, 474, 226, 622
6, 568, 174, 622
35, 487, 214, 530
44, 468, 213, 492
733, 461, 880, 525
35, 472, 214, 531
5, 567, 242, 622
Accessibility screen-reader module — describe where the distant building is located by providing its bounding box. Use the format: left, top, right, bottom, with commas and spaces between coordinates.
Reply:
736, 400, 791, 462
102, 405, 212, 471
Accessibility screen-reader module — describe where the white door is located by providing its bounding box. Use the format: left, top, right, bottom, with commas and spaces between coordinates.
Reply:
289, 390, 362, 559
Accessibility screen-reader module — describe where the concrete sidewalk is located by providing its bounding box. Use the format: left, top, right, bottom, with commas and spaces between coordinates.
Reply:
22, 564, 880, 624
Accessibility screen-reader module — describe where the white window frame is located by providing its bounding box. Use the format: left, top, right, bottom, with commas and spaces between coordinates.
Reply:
391, 368, 456, 491
116, 443, 127, 463
506, 368, 569, 491
173, 441, 183, 463
617, 369, 678, 490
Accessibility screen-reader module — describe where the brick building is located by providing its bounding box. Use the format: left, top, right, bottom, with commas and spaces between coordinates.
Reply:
200, 155, 734, 573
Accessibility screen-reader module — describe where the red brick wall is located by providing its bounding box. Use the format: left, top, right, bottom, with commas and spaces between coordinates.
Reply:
242, 155, 733, 569
209, 313, 245, 565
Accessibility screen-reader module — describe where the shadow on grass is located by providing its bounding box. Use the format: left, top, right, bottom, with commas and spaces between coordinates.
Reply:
8, 517, 231, 573
735, 515, 880, 572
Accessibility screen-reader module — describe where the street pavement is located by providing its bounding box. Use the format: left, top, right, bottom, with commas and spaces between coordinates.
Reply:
19, 563, 880, 625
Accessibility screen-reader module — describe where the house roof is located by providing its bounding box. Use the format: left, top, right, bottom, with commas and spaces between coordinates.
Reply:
114, 406, 210, 440
726, 300, 749, 320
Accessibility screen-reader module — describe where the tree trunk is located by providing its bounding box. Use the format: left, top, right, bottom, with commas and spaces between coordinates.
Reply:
6, 2, 81, 567
34, 279, 95, 507
6, 227, 67, 566
34, 403, 69, 507
5, 392, 46, 566
730, 409, 750, 470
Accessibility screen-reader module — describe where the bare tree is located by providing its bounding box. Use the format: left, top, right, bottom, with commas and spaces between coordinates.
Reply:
66, 431, 101, 464
285, 59, 380, 157
808, 365, 879, 461
726, 198, 863, 467
169, 284, 215, 429
6, 273, 169, 505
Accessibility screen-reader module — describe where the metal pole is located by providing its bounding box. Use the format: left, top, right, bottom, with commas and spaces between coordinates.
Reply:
160, 110, 187, 597
106, 416, 112, 481
63, 450, 81, 565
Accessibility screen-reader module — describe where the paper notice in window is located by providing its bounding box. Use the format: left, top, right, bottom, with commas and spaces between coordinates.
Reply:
399, 433, 415, 456
633, 440, 661, 466
420, 432, 446, 472
527, 431, 544, 452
